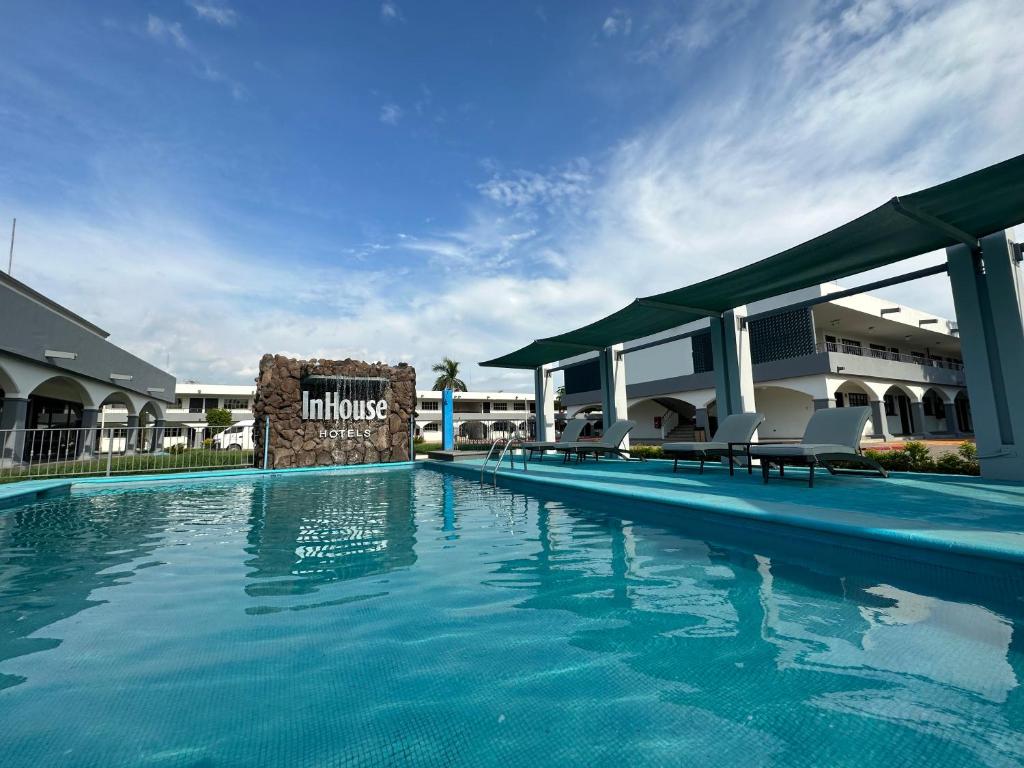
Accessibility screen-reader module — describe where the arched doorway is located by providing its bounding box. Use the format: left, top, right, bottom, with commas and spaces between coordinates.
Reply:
23, 376, 94, 462
882, 385, 917, 436
626, 397, 697, 444
954, 391, 973, 434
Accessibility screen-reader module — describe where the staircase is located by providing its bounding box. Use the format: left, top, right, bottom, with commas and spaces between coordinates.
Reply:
664, 423, 696, 442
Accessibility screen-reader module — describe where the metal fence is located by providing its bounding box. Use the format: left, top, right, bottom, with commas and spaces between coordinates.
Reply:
0, 424, 257, 482
819, 341, 964, 370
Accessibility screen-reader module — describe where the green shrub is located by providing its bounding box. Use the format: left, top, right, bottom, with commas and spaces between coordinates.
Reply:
628, 445, 665, 460
864, 441, 980, 476
901, 440, 935, 472
958, 441, 977, 461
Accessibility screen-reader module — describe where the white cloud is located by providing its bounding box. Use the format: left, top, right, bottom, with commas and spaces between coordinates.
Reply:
147, 15, 190, 49
188, 2, 239, 27
379, 103, 403, 125
601, 10, 632, 37
380, 2, 404, 22
477, 160, 592, 213
144, 14, 245, 100
11, 0, 1024, 394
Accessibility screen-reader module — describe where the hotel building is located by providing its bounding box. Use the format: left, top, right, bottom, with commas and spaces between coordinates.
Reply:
561, 283, 971, 445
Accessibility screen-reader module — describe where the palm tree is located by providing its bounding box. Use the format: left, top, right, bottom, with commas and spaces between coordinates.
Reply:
431, 357, 467, 391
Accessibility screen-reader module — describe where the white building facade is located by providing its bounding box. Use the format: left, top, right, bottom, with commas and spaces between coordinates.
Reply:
414, 390, 535, 441
561, 283, 971, 445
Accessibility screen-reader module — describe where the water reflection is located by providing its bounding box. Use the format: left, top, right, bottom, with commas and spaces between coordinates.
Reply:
244, 469, 417, 600
0, 491, 177, 690
486, 484, 1024, 766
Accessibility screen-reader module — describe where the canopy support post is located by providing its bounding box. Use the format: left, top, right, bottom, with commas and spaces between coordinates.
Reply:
946, 230, 1024, 480
533, 364, 556, 443
598, 344, 629, 448
710, 308, 756, 424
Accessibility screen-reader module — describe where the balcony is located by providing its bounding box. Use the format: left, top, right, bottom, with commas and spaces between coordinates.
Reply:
752, 343, 966, 388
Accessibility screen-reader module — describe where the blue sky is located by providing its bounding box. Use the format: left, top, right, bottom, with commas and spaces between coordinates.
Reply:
2, 0, 1023, 389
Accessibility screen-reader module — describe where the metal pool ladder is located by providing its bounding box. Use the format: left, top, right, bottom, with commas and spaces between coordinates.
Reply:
480, 435, 527, 487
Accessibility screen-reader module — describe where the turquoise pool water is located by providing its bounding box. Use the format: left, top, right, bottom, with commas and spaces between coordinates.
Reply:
1, 465, 1022, 767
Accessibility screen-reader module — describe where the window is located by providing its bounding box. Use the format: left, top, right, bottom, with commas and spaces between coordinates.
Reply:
840, 338, 863, 355
420, 401, 439, 411
188, 397, 218, 413
513, 401, 526, 411
869, 344, 888, 359
847, 392, 869, 407
482, 401, 491, 413
223, 398, 249, 410
492, 402, 508, 411
824, 334, 838, 351
423, 422, 439, 432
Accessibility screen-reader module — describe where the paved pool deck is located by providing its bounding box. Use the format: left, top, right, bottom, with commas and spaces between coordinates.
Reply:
431, 456, 1024, 566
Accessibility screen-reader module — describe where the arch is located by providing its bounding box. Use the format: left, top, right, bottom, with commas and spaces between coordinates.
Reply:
99, 391, 137, 415
954, 390, 974, 434
753, 386, 815, 441
919, 387, 952, 434
881, 384, 918, 436
832, 379, 873, 407
139, 399, 166, 422
28, 375, 96, 409
626, 396, 697, 444
459, 421, 487, 440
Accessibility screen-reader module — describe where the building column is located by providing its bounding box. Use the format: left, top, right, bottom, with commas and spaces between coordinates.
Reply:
710, 308, 756, 419
947, 231, 1024, 480
77, 408, 99, 458
910, 401, 929, 437
0, 397, 29, 465
868, 401, 892, 440
125, 414, 139, 454
150, 419, 166, 452
533, 364, 556, 443
943, 401, 960, 437
598, 344, 629, 448
813, 398, 834, 410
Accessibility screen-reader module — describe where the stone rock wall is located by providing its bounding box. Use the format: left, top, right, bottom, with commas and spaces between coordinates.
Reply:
253, 355, 416, 468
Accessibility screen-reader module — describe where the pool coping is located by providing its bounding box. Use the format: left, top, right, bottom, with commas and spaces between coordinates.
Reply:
426, 458, 1024, 567
0, 461, 416, 510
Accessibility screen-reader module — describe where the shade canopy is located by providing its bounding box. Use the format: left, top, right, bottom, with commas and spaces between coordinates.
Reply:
482, 153, 1024, 369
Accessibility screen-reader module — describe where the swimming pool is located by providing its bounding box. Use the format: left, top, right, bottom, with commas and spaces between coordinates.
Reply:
1, 465, 1022, 767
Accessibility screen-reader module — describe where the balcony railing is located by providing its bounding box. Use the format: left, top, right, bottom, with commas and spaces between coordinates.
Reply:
819, 342, 964, 371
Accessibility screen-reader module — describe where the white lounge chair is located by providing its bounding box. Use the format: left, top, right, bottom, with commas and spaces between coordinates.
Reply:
520, 418, 587, 460
662, 412, 765, 475
552, 420, 638, 463
749, 406, 887, 487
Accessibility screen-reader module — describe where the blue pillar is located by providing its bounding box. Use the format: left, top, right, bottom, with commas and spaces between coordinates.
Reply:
947, 230, 1024, 480
441, 389, 454, 450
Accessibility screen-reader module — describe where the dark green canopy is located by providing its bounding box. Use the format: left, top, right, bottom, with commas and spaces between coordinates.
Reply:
482, 153, 1024, 369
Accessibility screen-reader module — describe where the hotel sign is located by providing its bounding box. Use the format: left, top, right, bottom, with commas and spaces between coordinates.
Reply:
254, 355, 415, 469
300, 374, 389, 439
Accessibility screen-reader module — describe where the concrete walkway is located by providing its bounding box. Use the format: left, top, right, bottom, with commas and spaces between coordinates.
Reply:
433, 455, 1024, 565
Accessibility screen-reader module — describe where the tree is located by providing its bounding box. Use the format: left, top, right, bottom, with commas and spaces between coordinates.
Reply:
205, 407, 233, 435
431, 357, 467, 391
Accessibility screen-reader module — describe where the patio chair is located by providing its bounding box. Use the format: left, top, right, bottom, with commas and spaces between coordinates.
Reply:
552, 420, 638, 463
519, 418, 587, 460
748, 406, 887, 488
663, 412, 765, 475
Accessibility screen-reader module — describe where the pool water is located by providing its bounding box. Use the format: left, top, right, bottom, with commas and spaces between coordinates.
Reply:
1, 466, 1022, 767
